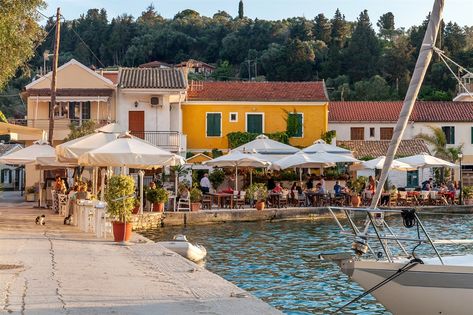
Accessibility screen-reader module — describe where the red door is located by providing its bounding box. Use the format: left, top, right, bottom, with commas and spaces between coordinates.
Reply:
128, 111, 145, 138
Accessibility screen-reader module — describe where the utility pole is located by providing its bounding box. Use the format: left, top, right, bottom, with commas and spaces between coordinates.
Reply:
254, 59, 257, 79
48, 7, 61, 145
246, 60, 251, 81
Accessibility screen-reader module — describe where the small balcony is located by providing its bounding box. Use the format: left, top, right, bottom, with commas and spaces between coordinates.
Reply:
129, 131, 187, 153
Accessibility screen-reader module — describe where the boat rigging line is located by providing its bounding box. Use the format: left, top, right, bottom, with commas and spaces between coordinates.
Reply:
331, 258, 423, 314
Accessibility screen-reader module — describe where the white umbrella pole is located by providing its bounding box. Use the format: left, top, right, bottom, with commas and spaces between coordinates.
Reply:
139, 170, 144, 214
38, 170, 43, 208
235, 166, 238, 191
299, 168, 303, 186
100, 169, 106, 201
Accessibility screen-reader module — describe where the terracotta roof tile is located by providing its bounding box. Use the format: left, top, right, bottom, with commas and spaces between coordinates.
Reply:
187, 81, 328, 102
337, 140, 429, 159
119, 68, 186, 89
329, 101, 473, 122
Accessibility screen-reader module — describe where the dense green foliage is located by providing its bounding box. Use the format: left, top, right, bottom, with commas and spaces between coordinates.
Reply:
208, 169, 225, 189
1, 4, 473, 118
63, 120, 96, 141
146, 187, 169, 203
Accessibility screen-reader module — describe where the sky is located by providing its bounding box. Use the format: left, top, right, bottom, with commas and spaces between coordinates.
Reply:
42, 0, 472, 28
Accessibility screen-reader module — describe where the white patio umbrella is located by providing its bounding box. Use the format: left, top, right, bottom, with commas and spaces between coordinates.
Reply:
274, 151, 359, 170
0, 140, 58, 207
352, 156, 415, 171
78, 134, 184, 213
274, 151, 359, 184
395, 153, 458, 168
203, 150, 271, 190
302, 139, 353, 156
0, 140, 55, 165
56, 123, 125, 163
395, 153, 458, 187
234, 134, 299, 154
78, 134, 184, 168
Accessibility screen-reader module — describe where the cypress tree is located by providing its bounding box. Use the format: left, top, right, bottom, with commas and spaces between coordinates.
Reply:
238, 0, 244, 19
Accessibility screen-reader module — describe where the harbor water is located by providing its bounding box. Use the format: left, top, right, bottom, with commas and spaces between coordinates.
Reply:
140, 214, 473, 314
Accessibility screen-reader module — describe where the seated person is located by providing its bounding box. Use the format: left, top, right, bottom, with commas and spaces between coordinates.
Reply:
333, 181, 342, 196
76, 184, 90, 200
272, 182, 283, 193
315, 183, 326, 194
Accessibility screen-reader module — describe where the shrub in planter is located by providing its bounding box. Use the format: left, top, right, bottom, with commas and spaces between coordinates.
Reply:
25, 186, 36, 202
348, 176, 366, 207
146, 187, 169, 212
190, 187, 202, 211
209, 169, 225, 190
462, 186, 473, 205
246, 183, 268, 210
105, 175, 136, 242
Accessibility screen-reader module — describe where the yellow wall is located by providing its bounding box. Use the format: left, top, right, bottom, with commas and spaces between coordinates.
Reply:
182, 102, 328, 151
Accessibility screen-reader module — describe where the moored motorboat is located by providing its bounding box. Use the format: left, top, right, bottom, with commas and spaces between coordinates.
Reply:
158, 234, 207, 262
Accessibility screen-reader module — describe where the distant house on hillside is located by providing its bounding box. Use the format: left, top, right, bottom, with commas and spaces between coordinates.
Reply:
176, 59, 215, 76
454, 73, 473, 102
138, 61, 172, 69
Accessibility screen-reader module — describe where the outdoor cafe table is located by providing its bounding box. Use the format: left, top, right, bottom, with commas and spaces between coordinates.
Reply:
268, 192, 282, 208
305, 191, 326, 207
209, 192, 234, 209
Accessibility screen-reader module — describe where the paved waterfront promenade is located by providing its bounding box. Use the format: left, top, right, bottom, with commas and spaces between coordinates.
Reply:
0, 193, 280, 315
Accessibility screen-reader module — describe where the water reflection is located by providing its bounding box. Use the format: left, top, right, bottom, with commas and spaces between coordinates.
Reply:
139, 214, 473, 314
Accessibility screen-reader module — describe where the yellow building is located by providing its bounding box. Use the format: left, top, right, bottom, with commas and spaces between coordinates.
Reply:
23, 59, 117, 145
182, 81, 329, 151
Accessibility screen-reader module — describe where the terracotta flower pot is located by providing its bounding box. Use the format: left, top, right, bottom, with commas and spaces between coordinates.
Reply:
351, 195, 361, 208
132, 205, 140, 214
112, 222, 133, 242
256, 201, 265, 211
152, 202, 164, 212
190, 202, 201, 212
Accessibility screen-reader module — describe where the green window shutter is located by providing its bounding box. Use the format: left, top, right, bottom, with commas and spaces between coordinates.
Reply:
287, 113, 303, 137
206, 113, 221, 136
247, 114, 263, 134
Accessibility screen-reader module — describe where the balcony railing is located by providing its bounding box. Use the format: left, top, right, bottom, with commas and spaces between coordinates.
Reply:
9, 119, 112, 130
458, 82, 473, 94
130, 131, 186, 153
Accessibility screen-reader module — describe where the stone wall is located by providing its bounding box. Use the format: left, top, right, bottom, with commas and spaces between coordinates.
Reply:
131, 212, 163, 230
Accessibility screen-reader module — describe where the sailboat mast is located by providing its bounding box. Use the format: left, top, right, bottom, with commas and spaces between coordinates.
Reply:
370, 0, 445, 208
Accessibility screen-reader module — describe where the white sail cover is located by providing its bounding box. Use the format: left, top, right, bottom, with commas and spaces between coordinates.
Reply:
273, 151, 358, 170
302, 139, 353, 155
0, 140, 55, 165
395, 153, 458, 168
233, 134, 299, 154
203, 150, 271, 168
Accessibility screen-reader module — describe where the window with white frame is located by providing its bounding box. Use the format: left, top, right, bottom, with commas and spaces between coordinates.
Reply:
206, 113, 222, 137
229, 112, 238, 122
246, 113, 264, 134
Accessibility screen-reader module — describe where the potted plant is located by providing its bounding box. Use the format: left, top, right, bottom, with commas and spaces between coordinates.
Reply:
146, 187, 169, 212
246, 183, 268, 210
25, 186, 36, 202
105, 175, 135, 242
132, 197, 140, 214
462, 186, 473, 205
349, 176, 367, 207
190, 187, 202, 211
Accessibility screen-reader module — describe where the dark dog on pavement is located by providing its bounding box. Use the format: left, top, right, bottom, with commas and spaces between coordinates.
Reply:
35, 214, 45, 225
63, 215, 72, 225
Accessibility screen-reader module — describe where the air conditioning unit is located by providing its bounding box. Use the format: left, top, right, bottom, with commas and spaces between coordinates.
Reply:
150, 96, 161, 107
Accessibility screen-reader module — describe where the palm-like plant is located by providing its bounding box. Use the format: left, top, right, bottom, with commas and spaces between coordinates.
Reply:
416, 126, 463, 162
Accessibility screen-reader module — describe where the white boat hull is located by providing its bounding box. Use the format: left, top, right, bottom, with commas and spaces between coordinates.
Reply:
158, 241, 207, 262
342, 257, 473, 315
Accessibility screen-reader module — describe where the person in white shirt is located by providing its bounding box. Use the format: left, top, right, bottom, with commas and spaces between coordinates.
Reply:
200, 173, 211, 194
